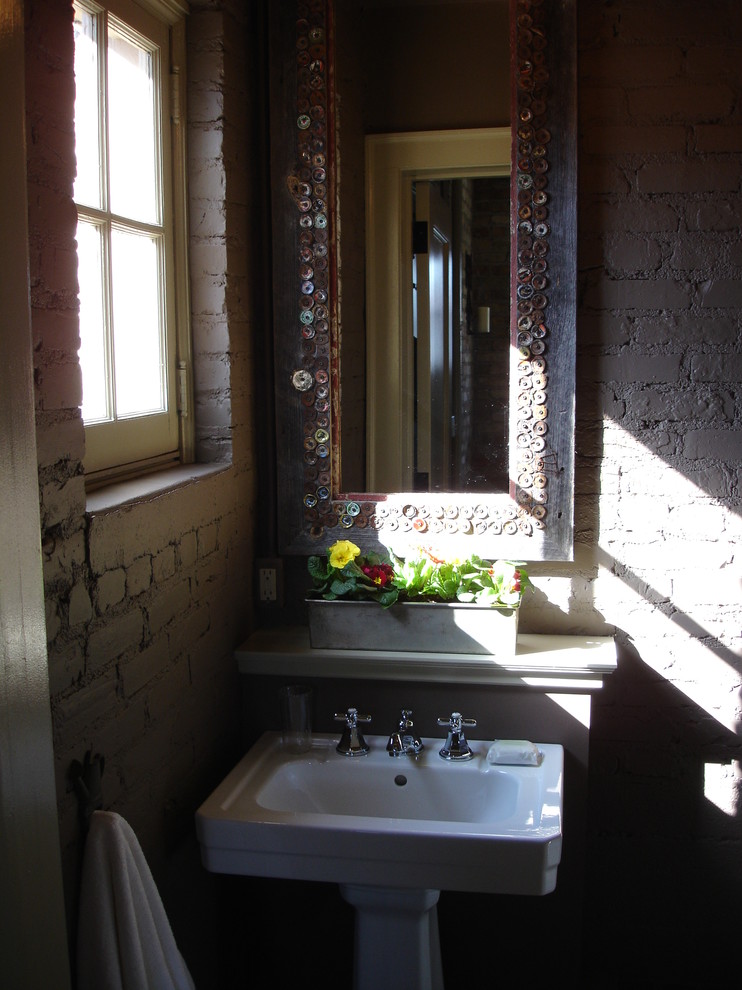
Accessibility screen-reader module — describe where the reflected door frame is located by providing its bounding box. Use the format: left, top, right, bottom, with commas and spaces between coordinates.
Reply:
365, 127, 510, 492
414, 179, 453, 491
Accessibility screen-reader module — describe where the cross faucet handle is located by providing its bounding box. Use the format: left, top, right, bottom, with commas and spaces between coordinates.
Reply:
437, 711, 477, 761
334, 707, 371, 727
334, 707, 371, 756
437, 711, 477, 732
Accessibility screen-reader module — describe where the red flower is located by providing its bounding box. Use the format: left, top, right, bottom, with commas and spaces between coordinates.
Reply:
362, 562, 395, 587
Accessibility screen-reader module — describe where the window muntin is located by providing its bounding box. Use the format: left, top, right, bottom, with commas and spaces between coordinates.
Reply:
107, 20, 160, 224
73, 0, 183, 478
110, 225, 165, 417
76, 218, 108, 421
73, 4, 102, 209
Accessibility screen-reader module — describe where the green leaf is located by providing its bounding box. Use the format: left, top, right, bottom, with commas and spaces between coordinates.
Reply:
330, 577, 357, 596
307, 555, 328, 581
378, 587, 399, 607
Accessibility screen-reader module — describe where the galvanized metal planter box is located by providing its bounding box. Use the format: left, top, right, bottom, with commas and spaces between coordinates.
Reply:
307, 598, 518, 656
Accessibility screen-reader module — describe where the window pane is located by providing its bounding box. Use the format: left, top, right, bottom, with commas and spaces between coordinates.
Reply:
77, 219, 109, 422
108, 22, 159, 223
73, 4, 102, 209
111, 226, 165, 417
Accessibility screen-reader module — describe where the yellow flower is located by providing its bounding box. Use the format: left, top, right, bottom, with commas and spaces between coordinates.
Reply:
329, 540, 361, 569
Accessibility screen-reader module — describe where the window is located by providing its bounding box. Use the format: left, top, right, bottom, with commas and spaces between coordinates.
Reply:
73, 0, 191, 484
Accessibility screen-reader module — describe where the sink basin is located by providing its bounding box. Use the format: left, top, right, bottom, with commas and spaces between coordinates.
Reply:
196, 731, 563, 896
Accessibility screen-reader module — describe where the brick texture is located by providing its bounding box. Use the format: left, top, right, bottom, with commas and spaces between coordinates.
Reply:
25, 0, 258, 953
574, 1, 742, 984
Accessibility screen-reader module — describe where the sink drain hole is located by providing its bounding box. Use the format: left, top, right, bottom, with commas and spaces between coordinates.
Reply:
394, 774, 408, 786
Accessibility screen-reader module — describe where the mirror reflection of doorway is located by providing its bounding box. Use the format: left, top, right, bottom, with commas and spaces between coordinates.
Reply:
412, 176, 510, 494
413, 180, 453, 491
364, 128, 511, 494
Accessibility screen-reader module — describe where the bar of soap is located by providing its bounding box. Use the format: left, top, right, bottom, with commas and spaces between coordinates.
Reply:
487, 740, 544, 766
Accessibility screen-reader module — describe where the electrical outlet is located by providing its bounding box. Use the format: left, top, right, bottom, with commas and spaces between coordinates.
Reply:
257, 558, 283, 605
259, 567, 277, 601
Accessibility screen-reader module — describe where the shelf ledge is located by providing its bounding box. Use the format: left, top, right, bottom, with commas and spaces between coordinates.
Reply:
236, 627, 617, 689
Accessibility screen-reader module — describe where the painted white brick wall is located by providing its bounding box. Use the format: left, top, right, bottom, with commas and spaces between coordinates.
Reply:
574, 1, 742, 982
25, 0, 258, 946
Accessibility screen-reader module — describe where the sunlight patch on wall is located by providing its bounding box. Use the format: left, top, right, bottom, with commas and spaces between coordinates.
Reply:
597, 560, 740, 733
599, 420, 742, 735
704, 761, 740, 817
547, 693, 591, 729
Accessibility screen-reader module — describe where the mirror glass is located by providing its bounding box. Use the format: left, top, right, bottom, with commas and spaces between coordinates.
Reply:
363, 129, 511, 495
270, 0, 576, 561
334, 0, 511, 495
408, 174, 511, 493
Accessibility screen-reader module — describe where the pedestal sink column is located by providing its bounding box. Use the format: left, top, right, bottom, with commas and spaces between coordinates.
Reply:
339, 884, 444, 990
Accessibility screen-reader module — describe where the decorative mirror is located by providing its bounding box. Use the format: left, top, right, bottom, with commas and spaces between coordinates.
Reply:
269, 0, 576, 561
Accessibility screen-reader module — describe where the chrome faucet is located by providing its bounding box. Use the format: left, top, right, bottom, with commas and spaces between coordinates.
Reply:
437, 712, 477, 761
386, 709, 424, 757
334, 707, 371, 756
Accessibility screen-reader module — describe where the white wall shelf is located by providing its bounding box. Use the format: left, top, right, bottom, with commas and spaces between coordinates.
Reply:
236, 628, 617, 690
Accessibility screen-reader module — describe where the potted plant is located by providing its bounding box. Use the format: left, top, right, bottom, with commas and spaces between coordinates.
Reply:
307, 540, 530, 655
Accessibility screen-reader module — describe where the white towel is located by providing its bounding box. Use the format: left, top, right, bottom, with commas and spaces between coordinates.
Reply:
77, 810, 196, 990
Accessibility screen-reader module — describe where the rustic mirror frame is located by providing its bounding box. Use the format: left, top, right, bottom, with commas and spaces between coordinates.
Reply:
269, 0, 576, 561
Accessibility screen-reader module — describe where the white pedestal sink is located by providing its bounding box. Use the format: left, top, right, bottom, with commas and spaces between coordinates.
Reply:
339, 884, 444, 990
196, 732, 563, 990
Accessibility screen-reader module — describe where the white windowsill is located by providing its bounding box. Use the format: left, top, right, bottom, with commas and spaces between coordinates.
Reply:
236, 627, 617, 689
86, 462, 230, 514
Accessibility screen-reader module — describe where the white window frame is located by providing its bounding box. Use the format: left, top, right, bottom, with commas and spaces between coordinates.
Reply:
73, 0, 192, 488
